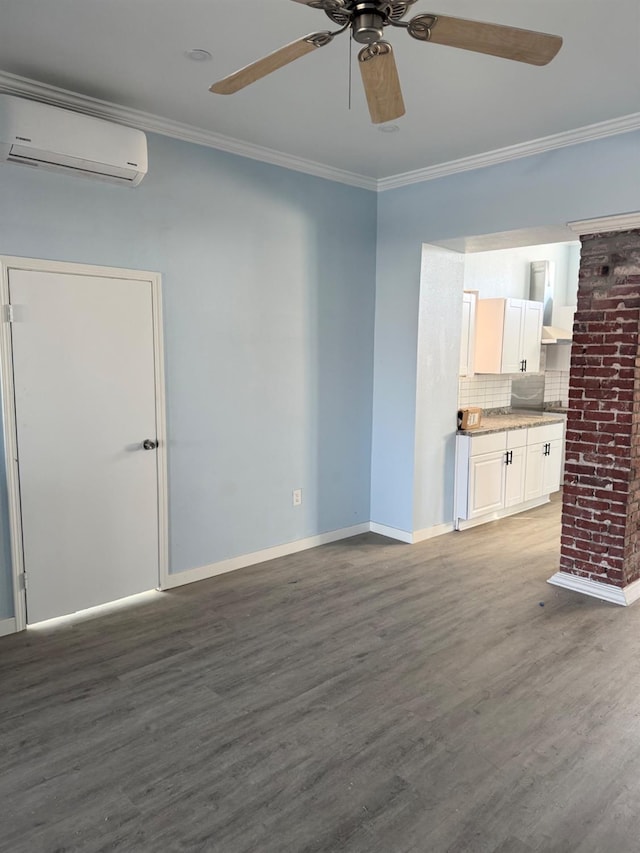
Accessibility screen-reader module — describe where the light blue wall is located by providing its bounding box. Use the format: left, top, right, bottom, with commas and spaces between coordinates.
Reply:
372, 131, 640, 533
1, 124, 638, 622
0, 133, 377, 618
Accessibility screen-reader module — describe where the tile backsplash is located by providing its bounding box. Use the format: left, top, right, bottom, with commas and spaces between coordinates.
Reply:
459, 369, 570, 409
544, 371, 570, 406
458, 375, 512, 409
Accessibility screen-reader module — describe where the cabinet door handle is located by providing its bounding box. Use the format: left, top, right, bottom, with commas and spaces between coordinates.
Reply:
523, 359, 527, 372
520, 360, 526, 372
505, 450, 513, 466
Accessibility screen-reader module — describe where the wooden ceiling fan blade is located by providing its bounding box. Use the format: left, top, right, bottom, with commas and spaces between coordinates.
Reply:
409, 14, 562, 66
290, 0, 346, 7
210, 33, 331, 95
358, 43, 406, 125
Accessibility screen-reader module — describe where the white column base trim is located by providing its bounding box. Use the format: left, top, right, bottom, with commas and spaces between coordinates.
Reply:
547, 572, 640, 606
455, 496, 549, 531
369, 522, 413, 543
412, 522, 455, 543
162, 523, 370, 590
0, 617, 17, 637
369, 521, 453, 544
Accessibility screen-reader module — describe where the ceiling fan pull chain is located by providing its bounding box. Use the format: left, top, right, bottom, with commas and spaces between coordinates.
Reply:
348, 31, 353, 111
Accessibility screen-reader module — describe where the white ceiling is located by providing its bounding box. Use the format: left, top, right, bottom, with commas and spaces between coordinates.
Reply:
0, 0, 639, 180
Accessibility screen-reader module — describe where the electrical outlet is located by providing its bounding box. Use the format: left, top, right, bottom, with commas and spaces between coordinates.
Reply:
292, 488, 302, 507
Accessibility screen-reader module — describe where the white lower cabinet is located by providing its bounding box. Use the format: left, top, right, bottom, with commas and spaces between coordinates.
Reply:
524, 424, 565, 501
455, 421, 564, 529
466, 430, 527, 519
504, 443, 527, 508
468, 450, 505, 518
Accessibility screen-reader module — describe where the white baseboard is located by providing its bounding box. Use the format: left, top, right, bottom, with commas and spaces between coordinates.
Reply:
547, 571, 640, 606
369, 522, 414, 543
162, 523, 371, 590
0, 617, 17, 637
360, 521, 454, 544
412, 522, 455, 543
164, 518, 456, 593
455, 496, 549, 531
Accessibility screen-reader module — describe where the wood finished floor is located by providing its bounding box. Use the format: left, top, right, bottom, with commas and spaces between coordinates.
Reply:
2, 496, 640, 852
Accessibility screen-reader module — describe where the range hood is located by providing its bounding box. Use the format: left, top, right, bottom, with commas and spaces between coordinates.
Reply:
530, 260, 573, 344
541, 324, 572, 343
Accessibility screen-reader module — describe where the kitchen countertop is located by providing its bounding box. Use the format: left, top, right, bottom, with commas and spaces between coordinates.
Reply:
458, 411, 565, 436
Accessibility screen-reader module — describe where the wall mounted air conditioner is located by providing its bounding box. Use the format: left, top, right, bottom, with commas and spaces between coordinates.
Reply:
0, 94, 147, 186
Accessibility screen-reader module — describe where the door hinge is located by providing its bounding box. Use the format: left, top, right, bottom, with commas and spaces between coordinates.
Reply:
4, 304, 14, 323
18, 572, 27, 590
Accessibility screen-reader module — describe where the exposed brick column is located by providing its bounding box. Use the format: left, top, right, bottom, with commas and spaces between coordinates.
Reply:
561, 228, 640, 589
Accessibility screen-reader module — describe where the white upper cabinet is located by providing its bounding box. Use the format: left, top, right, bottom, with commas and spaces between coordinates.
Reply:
474, 298, 543, 374
459, 291, 477, 376
521, 301, 544, 373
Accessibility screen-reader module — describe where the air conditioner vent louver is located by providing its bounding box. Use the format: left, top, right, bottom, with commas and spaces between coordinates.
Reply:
8, 144, 140, 182
0, 94, 147, 186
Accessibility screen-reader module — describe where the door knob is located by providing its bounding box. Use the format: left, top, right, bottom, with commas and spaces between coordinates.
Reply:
142, 439, 158, 450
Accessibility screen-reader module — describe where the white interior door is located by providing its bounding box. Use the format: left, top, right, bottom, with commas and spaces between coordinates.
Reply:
9, 268, 161, 623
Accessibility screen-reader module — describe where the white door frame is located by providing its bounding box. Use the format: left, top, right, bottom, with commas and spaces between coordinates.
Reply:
0, 256, 169, 631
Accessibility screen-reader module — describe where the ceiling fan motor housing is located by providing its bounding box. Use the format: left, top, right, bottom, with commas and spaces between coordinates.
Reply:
352, 9, 385, 44
322, 1, 403, 43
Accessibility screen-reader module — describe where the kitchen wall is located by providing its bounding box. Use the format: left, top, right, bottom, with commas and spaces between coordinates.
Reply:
458, 376, 512, 410
0, 133, 377, 620
458, 344, 570, 409
372, 129, 640, 537
463, 241, 580, 303
459, 363, 570, 412
458, 241, 580, 410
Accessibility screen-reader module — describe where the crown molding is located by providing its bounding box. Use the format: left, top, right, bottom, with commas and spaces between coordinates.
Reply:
568, 212, 640, 236
0, 69, 638, 195
377, 112, 640, 192
0, 70, 377, 192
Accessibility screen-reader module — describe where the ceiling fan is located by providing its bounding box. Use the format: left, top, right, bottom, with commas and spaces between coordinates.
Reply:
210, 1, 563, 125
